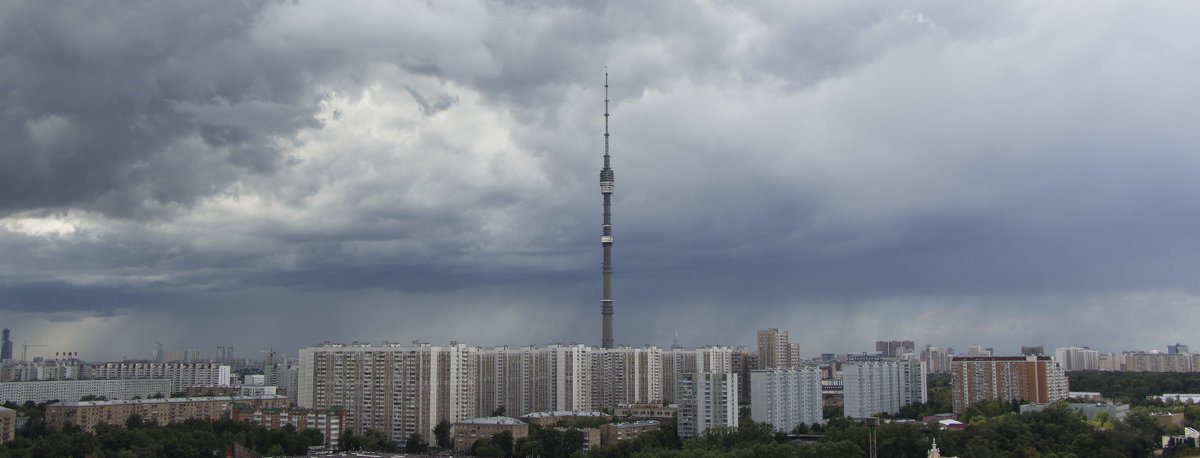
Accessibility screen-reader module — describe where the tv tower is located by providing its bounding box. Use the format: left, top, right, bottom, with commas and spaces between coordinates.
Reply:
600, 72, 615, 349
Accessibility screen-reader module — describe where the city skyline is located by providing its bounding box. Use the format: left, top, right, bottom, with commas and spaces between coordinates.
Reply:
3, 2, 1200, 361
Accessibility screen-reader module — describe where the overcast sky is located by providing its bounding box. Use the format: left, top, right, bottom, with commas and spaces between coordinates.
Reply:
3, 1, 1200, 362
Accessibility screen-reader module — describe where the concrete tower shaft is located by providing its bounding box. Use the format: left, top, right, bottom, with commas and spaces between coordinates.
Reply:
601, 73, 615, 349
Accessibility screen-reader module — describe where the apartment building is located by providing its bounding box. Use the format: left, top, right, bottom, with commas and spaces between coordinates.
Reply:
750, 367, 822, 433
232, 404, 346, 448
88, 362, 231, 393
0, 407, 14, 443
45, 395, 288, 433
950, 356, 1068, 414
677, 372, 737, 441
298, 342, 477, 443
452, 417, 529, 454
842, 358, 927, 418
0, 378, 172, 404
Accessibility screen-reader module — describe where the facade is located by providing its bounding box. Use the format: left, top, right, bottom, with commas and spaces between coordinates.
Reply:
1021, 346, 1045, 357
749, 368, 822, 433
677, 372, 737, 441
452, 416, 529, 453
298, 342, 477, 443
477, 344, 596, 417
45, 395, 288, 433
841, 358, 927, 418
950, 356, 1068, 414
730, 348, 757, 403
1122, 352, 1196, 372
661, 346, 732, 403
613, 404, 676, 423
757, 329, 792, 369
921, 346, 951, 374
593, 346, 663, 411
0, 378, 172, 404
600, 420, 660, 445
264, 361, 300, 406
1169, 344, 1190, 354
88, 362, 231, 393
0, 406, 14, 443
232, 405, 347, 448
1054, 347, 1100, 371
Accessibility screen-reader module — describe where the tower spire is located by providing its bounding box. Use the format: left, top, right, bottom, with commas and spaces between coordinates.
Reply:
600, 71, 615, 349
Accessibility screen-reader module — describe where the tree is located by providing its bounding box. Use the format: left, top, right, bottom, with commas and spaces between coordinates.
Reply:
560, 428, 585, 456
492, 406, 507, 417
435, 418, 453, 449
494, 430, 515, 457
405, 432, 428, 454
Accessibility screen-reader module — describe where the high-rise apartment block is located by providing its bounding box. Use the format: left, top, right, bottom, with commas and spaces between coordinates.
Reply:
950, 356, 1068, 414
757, 329, 793, 369
677, 372, 738, 441
749, 367, 822, 433
1054, 347, 1100, 371
298, 342, 476, 443
661, 346, 733, 403
1021, 346, 1045, 356
89, 362, 231, 393
730, 348, 758, 403
1169, 343, 1190, 354
842, 357, 927, 418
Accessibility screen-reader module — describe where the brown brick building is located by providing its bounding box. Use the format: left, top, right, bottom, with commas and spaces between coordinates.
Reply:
45, 395, 288, 433
950, 356, 1068, 414
600, 420, 660, 445
231, 404, 346, 448
453, 416, 529, 453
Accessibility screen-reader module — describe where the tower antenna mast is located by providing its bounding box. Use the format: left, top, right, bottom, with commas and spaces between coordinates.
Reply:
600, 70, 616, 349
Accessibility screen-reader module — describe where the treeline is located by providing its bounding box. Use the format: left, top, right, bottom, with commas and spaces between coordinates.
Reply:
0, 401, 323, 457
1068, 371, 1200, 405
579, 402, 1173, 458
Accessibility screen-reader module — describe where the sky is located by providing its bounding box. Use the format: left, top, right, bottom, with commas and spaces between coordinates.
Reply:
3, 1, 1200, 362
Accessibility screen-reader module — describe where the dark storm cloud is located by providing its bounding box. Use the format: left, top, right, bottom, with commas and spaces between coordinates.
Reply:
4, 1, 1200, 359
0, 0, 320, 217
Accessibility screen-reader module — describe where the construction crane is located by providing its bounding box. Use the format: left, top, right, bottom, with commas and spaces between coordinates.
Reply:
257, 349, 275, 366
22, 341, 46, 362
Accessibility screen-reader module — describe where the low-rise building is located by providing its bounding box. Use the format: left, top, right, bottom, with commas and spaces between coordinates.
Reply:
232, 405, 346, 448
600, 420, 660, 445
0, 406, 15, 443
453, 416, 529, 454
44, 395, 288, 433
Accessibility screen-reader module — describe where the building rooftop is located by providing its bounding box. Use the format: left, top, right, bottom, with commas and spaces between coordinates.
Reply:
608, 420, 660, 428
457, 416, 525, 426
522, 411, 608, 419
53, 395, 287, 407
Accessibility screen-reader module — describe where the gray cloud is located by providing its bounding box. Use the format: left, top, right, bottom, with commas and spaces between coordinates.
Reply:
3, 1, 1200, 360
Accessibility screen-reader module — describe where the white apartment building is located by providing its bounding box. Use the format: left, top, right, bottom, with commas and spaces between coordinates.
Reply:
298, 342, 477, 443
842, 359, 927, 418
88, 362, 231, 393
593, 346, 663, 411
662, 346, 733, 403
677, 372, 737, 441
1054, 347, 1100, 371
749, 368, 822, 433
0, 378, 172, 404
476, 344, 595, 417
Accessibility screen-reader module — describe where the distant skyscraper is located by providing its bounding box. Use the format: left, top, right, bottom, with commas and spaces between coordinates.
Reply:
152, 342, 162, 363
875, 340, 915, 358
1021, 346, 1045, 357
599, 72, 616, 349
757, 329, 791, 369
1169, 343, 1189, 354
1, 329, 12, 361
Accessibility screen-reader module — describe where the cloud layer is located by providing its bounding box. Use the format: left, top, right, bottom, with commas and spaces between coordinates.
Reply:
3, 1, 1200, 360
